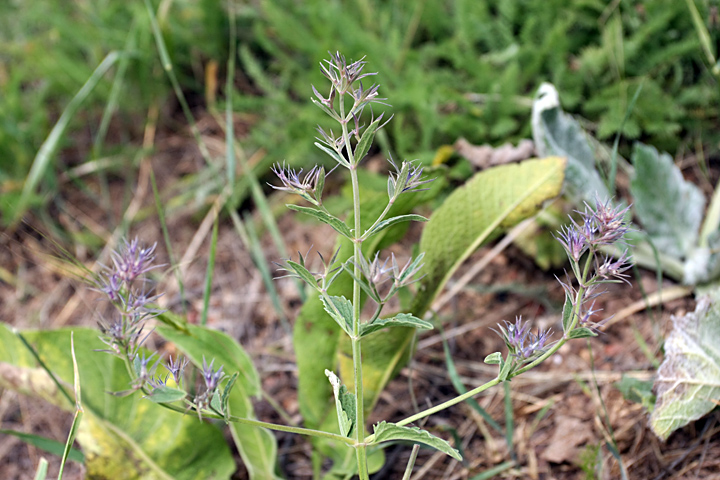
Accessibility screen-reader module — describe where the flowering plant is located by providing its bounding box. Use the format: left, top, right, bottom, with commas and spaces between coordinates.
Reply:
90, 53, 632, 478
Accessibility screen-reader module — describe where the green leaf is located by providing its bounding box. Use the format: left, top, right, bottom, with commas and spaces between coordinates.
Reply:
287, 204, 353, 239
561, 292, 574, 333
293, 171, 442, 474
371, 421, 462, 461
498, 357, 514, 381
566, 327, 598, 339
340, 262, 381, 303
315, 141, 350, 168
630, 142, 704, 260
0, 429, 84, 464
359, 313, 433, 337
484, 352, 502, 365
531, 83, 609, 205
363, 214, 428, 239
144, 386, 187, 403
285, 260, 319, 289
0, 326, 235, 480
34, 458, 48, 480
651, 288, 720, 440
156, 324, 282, 480
413, 157, 566, 315
320, 295, 354, 336
354, 115, 383, 164
615, 375, 655, 411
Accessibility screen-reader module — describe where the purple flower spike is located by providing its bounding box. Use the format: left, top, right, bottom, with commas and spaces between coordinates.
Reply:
167, 355, 189, 385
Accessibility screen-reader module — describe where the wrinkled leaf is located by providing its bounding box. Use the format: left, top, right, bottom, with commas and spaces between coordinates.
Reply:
651, 289, 720, 440
371, 421, 461, 461
531, 83, 609, 204
0, 326, 234, 480
156, 324, 281, 480
413, 157, 566, 315
359, 313, 433, 337
631, 142, 704, 260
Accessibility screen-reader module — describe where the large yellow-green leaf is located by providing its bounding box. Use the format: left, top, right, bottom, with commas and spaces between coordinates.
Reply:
651, 288, 720, 440
0, 325, 234, 479
412, 156, 566, 315
156, 324, 282, 480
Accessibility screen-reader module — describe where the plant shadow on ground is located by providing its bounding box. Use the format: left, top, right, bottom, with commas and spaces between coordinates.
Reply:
2, 122, 720, 478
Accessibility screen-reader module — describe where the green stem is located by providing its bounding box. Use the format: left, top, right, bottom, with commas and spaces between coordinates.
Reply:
511, 252, 594, 378
359, 198, 395, 241
366, 377, 502, 444
340, 94, 369, 480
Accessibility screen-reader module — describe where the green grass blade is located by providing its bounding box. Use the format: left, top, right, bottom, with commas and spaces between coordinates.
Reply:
607, 81, 643, 193
229, 210, 290, 332
58, 333, 84, 480
149, 165, 186, 313
225, 2, 237, 195
142, 0, 215, 168
200, 215, 219, 326
13, 51, 121, 225
441, 329, 503, 434
0, 430, 84, 463
34, 458, 48, 480
469, 460, 515, 480
503, 381, 515, 461
685, 0, 717, 74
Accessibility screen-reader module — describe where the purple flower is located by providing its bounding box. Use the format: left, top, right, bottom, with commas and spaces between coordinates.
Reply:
270, 163, 326, 205
202, 357, 225, 393
111, 238, 159, 284
167, 356, 189, 386
556, 225, 588, 262
596, 252, 632, 285
387, 158, 434, 198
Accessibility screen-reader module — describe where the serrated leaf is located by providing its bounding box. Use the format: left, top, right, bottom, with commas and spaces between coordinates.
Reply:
0, 326, 235, 480
566, 327, 598, 339
562, 292, 574, 333
531, 83, 609, 205
371, 421, 462, 461
630, 142, 704, 260
320, 295, 354, 336
144, 386, 187, 403
363, 214, 428, 239
651, 288, 720, 440
287, 204, 353, 239
157, 324, 282, 480
359, 313, 433, 337
484, 352, 502, 365
412, 157, 566, 316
